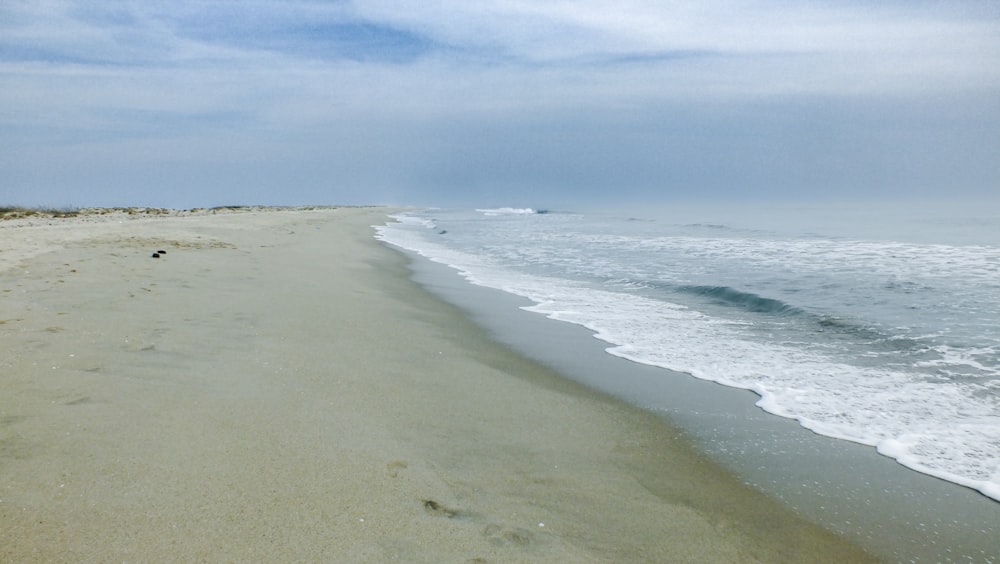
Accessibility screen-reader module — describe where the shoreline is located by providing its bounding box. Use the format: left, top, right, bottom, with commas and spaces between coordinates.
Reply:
1, 207, 873, 561
399, 246, 1000, 562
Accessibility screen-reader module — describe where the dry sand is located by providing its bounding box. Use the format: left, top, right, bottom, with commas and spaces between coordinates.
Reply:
0, 207, 876, 562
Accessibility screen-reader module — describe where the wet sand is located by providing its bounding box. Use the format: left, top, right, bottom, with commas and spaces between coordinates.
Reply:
0, 207, 874, 562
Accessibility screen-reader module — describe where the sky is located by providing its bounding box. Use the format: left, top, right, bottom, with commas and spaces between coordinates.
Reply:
2, 1, 999, 208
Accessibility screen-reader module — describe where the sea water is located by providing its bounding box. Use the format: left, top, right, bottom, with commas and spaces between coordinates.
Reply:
376, 202, 1000, 505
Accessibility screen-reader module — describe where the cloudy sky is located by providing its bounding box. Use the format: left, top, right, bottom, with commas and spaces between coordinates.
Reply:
2, 1, 998, 208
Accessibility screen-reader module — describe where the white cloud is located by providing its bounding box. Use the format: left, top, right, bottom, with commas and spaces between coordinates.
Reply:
4, 0, 997, 97
355, 1, 997, 61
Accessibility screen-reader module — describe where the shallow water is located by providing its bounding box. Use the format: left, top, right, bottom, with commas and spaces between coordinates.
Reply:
377, 202, 1000, 504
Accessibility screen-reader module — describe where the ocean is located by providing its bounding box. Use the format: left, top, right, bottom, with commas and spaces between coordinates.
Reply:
376, 201, 1000, 508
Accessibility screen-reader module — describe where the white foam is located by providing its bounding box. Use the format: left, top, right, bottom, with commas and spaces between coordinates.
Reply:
917, 345, 1000, 378
534, 286, 1000, 501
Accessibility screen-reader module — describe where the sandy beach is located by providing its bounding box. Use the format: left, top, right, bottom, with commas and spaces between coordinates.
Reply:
0, 207, 874, 562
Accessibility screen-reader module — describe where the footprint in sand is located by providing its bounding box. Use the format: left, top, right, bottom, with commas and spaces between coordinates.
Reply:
386, 460, 408, 478
482, 524, 534, 546
422, 499, 461, 519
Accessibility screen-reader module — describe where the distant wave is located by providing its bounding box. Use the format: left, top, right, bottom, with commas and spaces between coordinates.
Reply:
476, 207, 538, 216
673, 285, 921, 352
677, 285, 804, 316
682, 223, 730, 230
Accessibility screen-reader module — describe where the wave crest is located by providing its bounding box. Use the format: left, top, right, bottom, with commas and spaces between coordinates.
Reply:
677, 285, 804, 315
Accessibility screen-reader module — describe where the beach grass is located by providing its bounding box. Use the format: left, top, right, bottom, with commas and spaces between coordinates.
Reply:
0, 205, 80, 219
